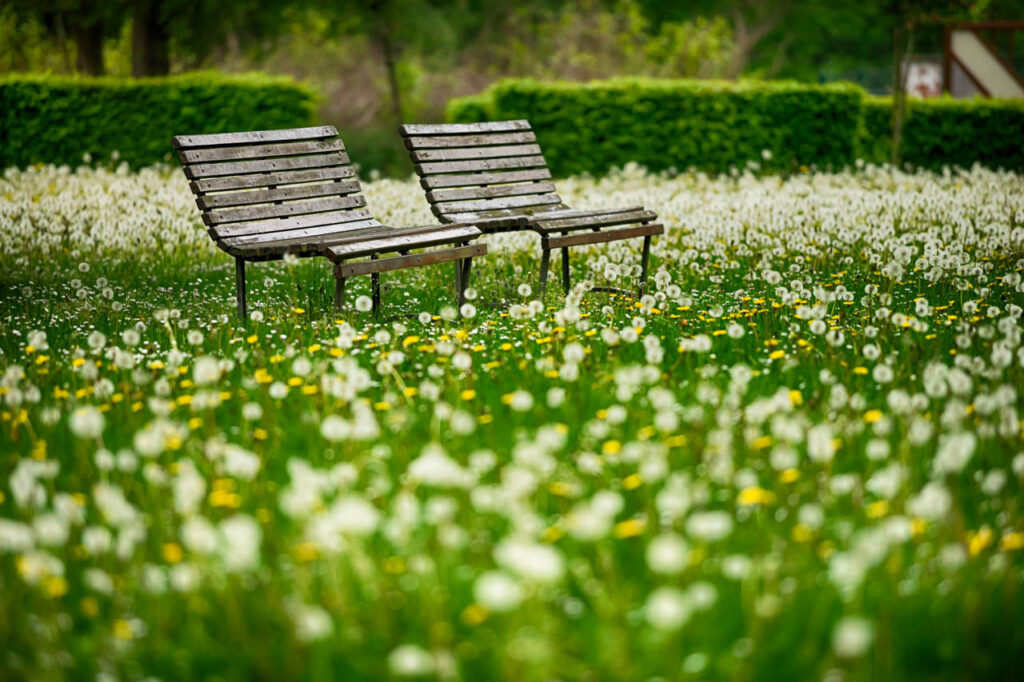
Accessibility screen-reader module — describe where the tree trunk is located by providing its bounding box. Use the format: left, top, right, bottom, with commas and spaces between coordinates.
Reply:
132, 0, 170, 77
73, 19, 105, 75
891, 23, 914, 166
369, 0, 404, 125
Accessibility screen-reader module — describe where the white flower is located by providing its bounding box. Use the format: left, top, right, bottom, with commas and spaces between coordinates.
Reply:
389, 644, 435, 676
219, 515, 261, 573
69, 406, 105, 439
494, 538, 565, 583
408, 445, 474, 488
290, 602, 334, 643
685, 511, 734, 542
933, 432, 976, 475
193, 356, 221, 385
646, 534, 689, 575
645, 586, 692, 630
473, 571, 524, 612
833, 616, 874, 658
906, 482, 952, 520
181, 516, 219, 555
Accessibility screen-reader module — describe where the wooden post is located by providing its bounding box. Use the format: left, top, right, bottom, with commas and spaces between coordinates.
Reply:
235, 258, 247, 320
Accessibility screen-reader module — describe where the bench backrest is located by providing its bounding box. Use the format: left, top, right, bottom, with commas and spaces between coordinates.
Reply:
172, 126, 381, 257
399, 120, 565, 225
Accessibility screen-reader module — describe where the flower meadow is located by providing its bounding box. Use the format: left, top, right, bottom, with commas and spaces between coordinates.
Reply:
1, 160, 1024, 681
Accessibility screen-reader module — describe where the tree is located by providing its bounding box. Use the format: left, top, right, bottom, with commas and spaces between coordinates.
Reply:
0, 0, 124, 75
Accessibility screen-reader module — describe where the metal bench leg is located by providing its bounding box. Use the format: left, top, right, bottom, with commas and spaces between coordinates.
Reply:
539, 246, 551, 298
333, 275, 346, 312
561, 247, 571, 294
638, 234, 652, 297
235, 257, 247, 321
371, 272, 381, 316
459, 250, 474, 309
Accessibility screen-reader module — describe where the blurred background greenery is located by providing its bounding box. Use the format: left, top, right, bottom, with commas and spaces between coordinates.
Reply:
2, 0, 1024, 175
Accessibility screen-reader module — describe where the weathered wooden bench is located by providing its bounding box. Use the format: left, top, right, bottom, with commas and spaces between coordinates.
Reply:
172, 126, 485, 319
399, 119, 664, 297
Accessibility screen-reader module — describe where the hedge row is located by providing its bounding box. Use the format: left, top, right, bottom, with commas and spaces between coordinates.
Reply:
859, 95, 1024, 170
0, 73, 318, 169
447, 78, 1024, 176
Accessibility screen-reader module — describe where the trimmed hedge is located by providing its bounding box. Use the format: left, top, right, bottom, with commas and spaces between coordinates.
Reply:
859, 95, 1024, 170
0, 72, 318, 169
448, 78, 864, 176
448, 78, 1024, 176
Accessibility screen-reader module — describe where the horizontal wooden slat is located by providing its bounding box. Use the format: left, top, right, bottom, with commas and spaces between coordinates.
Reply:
178, 139, 344, 164
196, 181, 361, 210
534, 209, 657, 232
336, 244, 486, 277
416, 155, 547, 176
434, 193, 562, 215
185, 153, 349, 179
420, 168, 551, 190
219, 220, 384, 254
204, 195, 365, 226
546, 224, 664, 250
326, 225, 481, 260
191, 166, 356, 194
399, 120, 531, 136
410, 144, 541, 163
530, 206, 648, 222
172, 126, 337, 150
404, 132, 536, 149
443, 207, 548, 223
211, 209, 374, 239
427, 181, 557, 203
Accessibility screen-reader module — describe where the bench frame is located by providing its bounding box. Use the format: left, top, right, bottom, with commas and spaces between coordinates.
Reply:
399, 120, 664, 298
172, 126, 484, 319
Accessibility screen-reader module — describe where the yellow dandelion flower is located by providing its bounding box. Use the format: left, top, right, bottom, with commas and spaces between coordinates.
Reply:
864, 409, 883, 423
614, 518, 646, 539
737, 486, 776, 506
461, 604, 489, 626
162, 543, 184, 564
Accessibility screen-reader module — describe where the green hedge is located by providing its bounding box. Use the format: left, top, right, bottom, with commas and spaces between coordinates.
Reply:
447, 78, 1024, 176
860, 96, 1024, 170
0, 72, 318, 169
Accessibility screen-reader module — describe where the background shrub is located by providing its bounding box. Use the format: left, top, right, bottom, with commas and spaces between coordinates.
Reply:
448, 78, 863, 176
0, 72, 318, 169
448, 78, 1024, 176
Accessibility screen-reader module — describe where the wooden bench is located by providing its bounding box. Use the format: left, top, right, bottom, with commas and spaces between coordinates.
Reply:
172, 126, 485, 319
399, 119, 664, 297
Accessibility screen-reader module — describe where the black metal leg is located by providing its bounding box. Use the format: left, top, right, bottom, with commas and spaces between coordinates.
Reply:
638, 234, 652, 297
460, 255, 474, 309
371, 272, 381, 316
454, 254, 464, 307
561, 247, 570, 294
539, 247, 551, 298
235, 257, 247, 320
333, 275, 346, 312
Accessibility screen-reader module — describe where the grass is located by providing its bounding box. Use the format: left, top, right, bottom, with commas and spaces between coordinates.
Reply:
0, 161, 1023, 681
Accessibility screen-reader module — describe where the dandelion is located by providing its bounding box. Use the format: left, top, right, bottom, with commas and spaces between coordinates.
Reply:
645, 587, 692, 630
473, 571, 524, 612
69, 407, 105, 439
389, 645, 435, 676
833, 617, 874, 658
